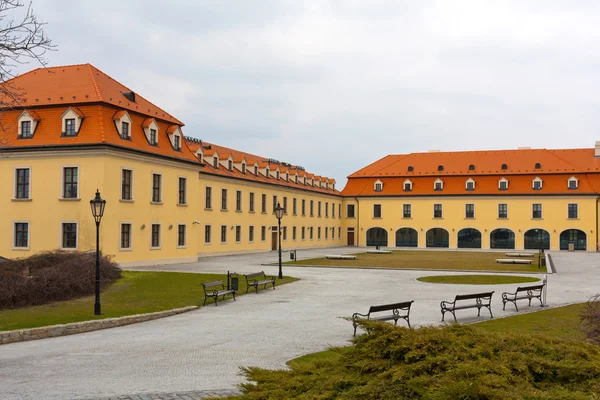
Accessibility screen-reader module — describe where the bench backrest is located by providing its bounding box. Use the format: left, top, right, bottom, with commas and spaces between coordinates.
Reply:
369, 301, 413, 314
245, 271, 266, 279
202, 280, 224, 289
516, 284, 544, 292
455, 292, 494, 301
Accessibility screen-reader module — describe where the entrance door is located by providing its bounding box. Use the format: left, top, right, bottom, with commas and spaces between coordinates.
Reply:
347, 228, 355, 246
271, 229, 278, 250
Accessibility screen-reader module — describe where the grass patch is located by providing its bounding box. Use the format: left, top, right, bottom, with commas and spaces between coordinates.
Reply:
476, 303, 587, 341
0, 271, 296, 331
417, 274, 540, 285
286, 250, 544, 272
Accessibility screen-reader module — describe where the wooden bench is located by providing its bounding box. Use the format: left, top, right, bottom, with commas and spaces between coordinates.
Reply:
201, 280, 236, 306
325, 255, 357, 260
244, 271, 276, 294
352, 301, 414, 336
505, 252, 535, 258
496, 258, 532, 264
502, 284, 545, 311
440, 292, 494, 322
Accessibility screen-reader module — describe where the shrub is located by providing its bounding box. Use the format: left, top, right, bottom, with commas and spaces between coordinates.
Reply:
582, 294, 600, 345
0, 251, 121, 310
234, 321, 600, 399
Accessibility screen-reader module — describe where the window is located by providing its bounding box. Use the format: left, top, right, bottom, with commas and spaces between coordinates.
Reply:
21, 121, 32, 138
403, 204, 411, 218
221, 225, 227, 243
249, 226, 254, 242
338, 227, 341, 239
332, 203, 335, 218
266, 169, 270, 178
15, 168, 30, 199
236, 190, 242, 211
293, 198, 297, 215
177, 225, 186, 247
14, 222, 29, 248
152, 173, 161, 202
262, 194, 267, 213
228, 160, 233, 171
235, 226, 241, 242
64, 118, 76, 136
404, 182, 412, 192
434, 179, 443, 191
568, 178, 578, 190
273, 195, 277, 212
249, 192, 255, 212
469, 164, 475, 171
121, 121, 130, 139
213, 157, 218, 168
434, 204, 443, 218
501, 163, 508, 170
276, 171, 280, 180
532, 204, 542, 219
174, 135, 181, 150
499, 179, 508, 190
63, 167, 78, 198
283, 197, 288, 214
498, 204, 508, 219
318, 227, 321, 240
347, 204, 355, 218
292, 226, 297, 240
438, 165, 444, 171
205, 225, 211, 243
535, 162, 541, 169
302, 199, 306, 216
261, 226, 266, 241
205, 187, 212, 209
151, 224, 161, 248
533, 179, 542, 190
325, 226, 328, 239
465, 204, 475, 218
178, 177, 187, 205
120, 223, 131, 249
374, 204, 382, 218
221, 189, 227, 210
283, 226, 287, 241
568, 204, 578, 219
310, 200, 314, 216
325, 202, 329, 217
149, 129, 157, 145
302, 226, 306, 240
318, 201, 321, 217
339, 204, 341, 218
254, 165, 258, 175
241, 163, 246, 173
121, 169, 132, 200
466, 180, 475, 191
375, 183, 383, 192
62, 222, 77, 249
331, 227, 335, 239
310, 227, 314, 240
408, 166, 414, 172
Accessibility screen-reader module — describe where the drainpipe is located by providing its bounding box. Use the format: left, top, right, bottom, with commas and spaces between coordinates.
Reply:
596, 196, 600, 252
355, 196, 360, 247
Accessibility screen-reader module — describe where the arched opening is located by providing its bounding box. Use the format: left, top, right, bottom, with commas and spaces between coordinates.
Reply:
366, 227, 388, 247
457, 228, 482, 248
396, 228, 418, 247
490, 229, 515, 249
426, 228, 449, 248
524, 229, 550, 250
560, 229, 587, 250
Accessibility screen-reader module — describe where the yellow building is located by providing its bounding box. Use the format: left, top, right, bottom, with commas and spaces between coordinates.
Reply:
0, 64, 343, 266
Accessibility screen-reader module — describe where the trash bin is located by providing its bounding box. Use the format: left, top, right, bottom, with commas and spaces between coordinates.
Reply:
290, 250, 296, 261
227, 271, 239, 291
568, 242, 575, 252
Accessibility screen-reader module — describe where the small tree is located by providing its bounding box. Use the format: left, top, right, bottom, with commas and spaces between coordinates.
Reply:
581, 294, 600, 345
0, 0, 54, 146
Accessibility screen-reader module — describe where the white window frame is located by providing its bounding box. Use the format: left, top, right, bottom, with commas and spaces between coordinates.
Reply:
61, 108, 83, 136
403, 179, 413, 192
150, 223, 162, 249
220, 225, 228, 243
568, 176, 579, 190
60, 165, 80, 200
151, 172, 163, 204
374, 179, 383, 192
434, 178, 444, 191
403, 203, 412, 219
12, 220, 30, 250
14, 166, 32, 200
114, 111, 133, 139
178, 176, 188, 205
60, 221, 79, 250
119, 221, 133, 251
465, 178, 476, 191
177, 223, 187, 248
204, 224, 212, 244
143, 119, 160, 145
235, 225, 242, 243
498, 177, 509, 190
567, 203, 579, 219
121, 168, 134, 201
17, 111, 39, 138
532, 177, 543, 190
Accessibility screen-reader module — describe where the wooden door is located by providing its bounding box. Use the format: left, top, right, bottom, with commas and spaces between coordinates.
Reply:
272, 231, 278, 250
347, 230, 355, 246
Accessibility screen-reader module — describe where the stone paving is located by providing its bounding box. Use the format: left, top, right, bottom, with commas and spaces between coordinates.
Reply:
1, 248, 598, 400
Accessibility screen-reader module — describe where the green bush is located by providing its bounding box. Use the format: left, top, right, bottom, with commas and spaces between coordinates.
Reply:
582, 294, 600, 345
234, 321, 600, 399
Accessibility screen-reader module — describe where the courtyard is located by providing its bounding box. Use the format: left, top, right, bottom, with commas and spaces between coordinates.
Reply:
0, 248, 598, 399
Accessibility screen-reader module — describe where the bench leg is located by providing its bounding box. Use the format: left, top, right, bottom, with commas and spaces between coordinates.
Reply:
203, 297, 208, 306
488, 306, 493, 319
272, 281, 276, 290
502, 300, 506, 311
353, 321, 358, 336
406, 318, 411, 328
214, 296, 218, 306
232, 291, 236, 301
477, 307, 481, 317
452, 311, 457, 323
246, 286, 249, 294
514, 301, 519, 312
255, 284, 259, 294
441, 310, 445, 322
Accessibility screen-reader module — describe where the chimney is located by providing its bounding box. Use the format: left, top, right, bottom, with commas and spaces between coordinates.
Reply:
596, 141, 600, 157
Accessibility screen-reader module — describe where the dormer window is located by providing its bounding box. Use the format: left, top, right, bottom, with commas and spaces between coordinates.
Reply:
295, 175, 298, 183
407, 166, 414, 172
501, 164, 508, 170
532, 177, 543, 190
469, 164, 475, 171
150, 129, 157, 145
21, 121, 32, 138
17, 110, 39, 139
276, 171, 280, 180
228, 160, 233, 171
466, 178, 475, 191
303, 177, 307, 185
121, 122, 130, 139
374, 180, 383, 192
437, 165, 444, 172
434, 179, 444, 191
174, 135, 181, 150
535, 162, 541, 169
404, 179, 413, 192
65, 119, 76, 136
254, 165, 258, 175
213, 157, 218, 168
499, 178, 508, 190
568, 177, 578, 190
242, 163, 246, 174
266, 169, 270, 178
142, 118, 159, 145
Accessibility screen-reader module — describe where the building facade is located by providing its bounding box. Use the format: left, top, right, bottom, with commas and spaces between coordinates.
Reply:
1, 64, 599, 267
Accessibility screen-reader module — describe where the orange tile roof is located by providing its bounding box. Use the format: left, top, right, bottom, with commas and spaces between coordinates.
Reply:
0, 64, 183, 124
343, 148, 600, 196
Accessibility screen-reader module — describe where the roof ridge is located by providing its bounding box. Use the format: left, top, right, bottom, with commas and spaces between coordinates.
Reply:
87, 64, 103, 102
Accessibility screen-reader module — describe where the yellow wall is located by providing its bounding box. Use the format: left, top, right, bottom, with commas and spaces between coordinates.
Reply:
342, 196, 597, 251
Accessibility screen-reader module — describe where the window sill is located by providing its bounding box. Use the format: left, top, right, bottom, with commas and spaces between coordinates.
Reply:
373, 217, 382, 219
465, 217, 475, 220
433, 217, 444, 220
221, 209, 228, 212
177, 203, 188, 207
402, 217, 412, 219
531, 218, 543, 220
59, 198, 81, 202
220, 242, 228, 245
177, 246, 187, 249
150, 202, 163, 205
497, 218, 508, 220
12, 247, 30, 251
12, 198, 32, 202
60, 248, 78, 251
204, 242, 212, 245
205, 208, 213, 211
346, 217, 356, 219
261, 212, 267, 215
150, 247, 162, 250
119, 248, 133, 252
120, 199, 135, 203
249, 211, 255, 214
568, 217, 579, 220
235, 210, 242, 213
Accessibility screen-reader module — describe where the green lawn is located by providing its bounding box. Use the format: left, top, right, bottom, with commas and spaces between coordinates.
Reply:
286, 250, 544, 272
0, 271, 296, 332
417, 274, 540, 285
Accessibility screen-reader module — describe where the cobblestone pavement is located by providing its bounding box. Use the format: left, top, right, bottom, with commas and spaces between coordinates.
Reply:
1, 248, 598, 400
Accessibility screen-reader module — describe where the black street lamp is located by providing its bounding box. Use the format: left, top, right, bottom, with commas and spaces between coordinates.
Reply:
90, 190, 106, 316
274, 202, 284, 279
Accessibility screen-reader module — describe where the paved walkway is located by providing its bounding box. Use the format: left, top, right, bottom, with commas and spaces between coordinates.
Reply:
1, 248, 598, 400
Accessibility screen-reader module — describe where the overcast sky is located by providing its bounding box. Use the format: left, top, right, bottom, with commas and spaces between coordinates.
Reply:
16, 1, 600, 187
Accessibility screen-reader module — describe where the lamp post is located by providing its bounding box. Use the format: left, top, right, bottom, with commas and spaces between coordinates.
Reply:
274, 202, 284, 279
90, 190, 106, 316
